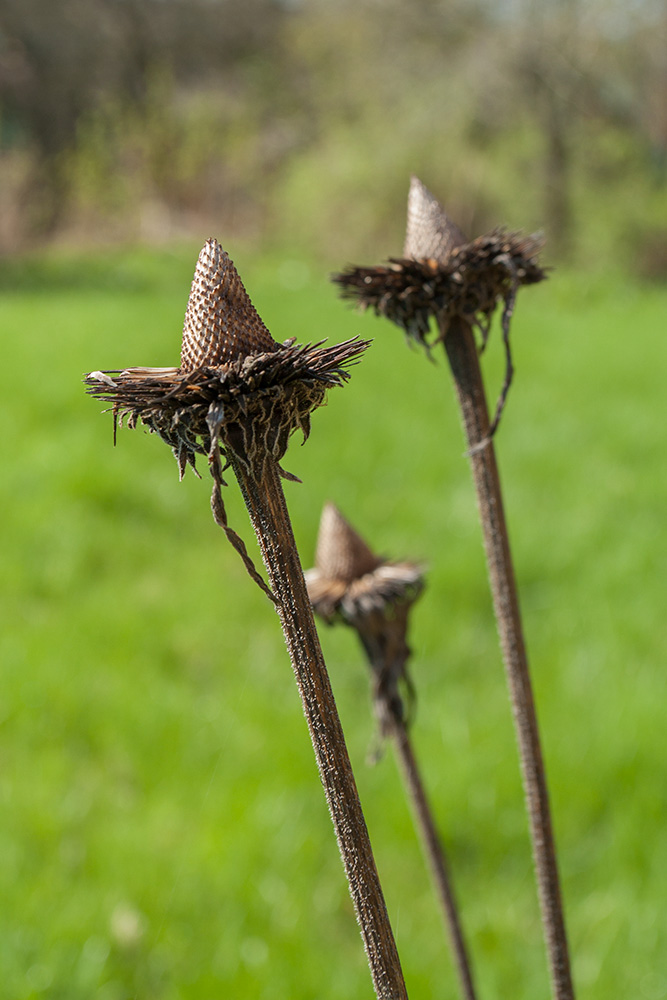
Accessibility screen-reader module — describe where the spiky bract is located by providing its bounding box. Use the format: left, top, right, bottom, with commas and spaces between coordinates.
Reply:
307, 561, 424, 626
333, 230, 545, 350
85, 337, 367, 483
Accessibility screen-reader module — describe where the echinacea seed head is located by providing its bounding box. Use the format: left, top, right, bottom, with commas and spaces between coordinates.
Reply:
305, 503, 424, 625
332, 176, 546, 435
85, 241, 368, 482
180, 238, 278, 371
85, 242, 369, 593
332, 175, 546, 351
305, 504, 425, 734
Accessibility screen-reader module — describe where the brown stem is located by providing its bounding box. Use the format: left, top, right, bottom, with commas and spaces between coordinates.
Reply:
442, 316, 574, 1000
391, 719, 479, 1000
232, 455, 408, 1000
353, 616, 478, 1000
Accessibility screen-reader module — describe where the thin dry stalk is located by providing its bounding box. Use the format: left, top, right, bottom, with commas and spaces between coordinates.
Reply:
235, 464, 407, 999
443, 315, 573, 1000
85, 239, 408, 1000
391, 721, 477, 1000
360, 633, 479, 1000
307, 504, 478, 1000
333, 178, 575, 1000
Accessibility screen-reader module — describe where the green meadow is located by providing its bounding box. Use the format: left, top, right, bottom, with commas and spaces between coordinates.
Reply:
1, 246, 665, 999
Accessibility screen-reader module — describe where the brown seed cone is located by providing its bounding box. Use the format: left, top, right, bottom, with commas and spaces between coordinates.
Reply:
86, 241, 368, 481
305, 504, 424, 734
333, 176, 546, 436
85, 243, 369, 596
306, 503, 424, 624
403, 175, 467, 263
314, 502, 382, 584
333, 175, 545, 347
180, 238, 278, 371
306, 503, 423, 625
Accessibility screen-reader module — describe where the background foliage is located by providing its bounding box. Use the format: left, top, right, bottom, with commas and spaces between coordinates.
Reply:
0, 0, 666, 274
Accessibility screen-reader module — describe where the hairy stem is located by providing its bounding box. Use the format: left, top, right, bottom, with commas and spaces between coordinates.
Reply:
391, 719, 478, 1000
232, 455, 408, 1000
442, 316, 574, 1000
355, 618, 478, 1000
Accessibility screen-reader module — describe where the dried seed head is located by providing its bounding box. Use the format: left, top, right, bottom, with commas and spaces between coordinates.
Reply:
332, 176, 547, 436
404, 175, 467, 263
85, 242, 369, 597
305, 503, 424, 735
86, 241, 368, 478
334, 177, 545, 347
306, 503, 424, 622
180, 238, 278, 371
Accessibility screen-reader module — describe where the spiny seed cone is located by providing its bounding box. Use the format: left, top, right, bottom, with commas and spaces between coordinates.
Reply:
332, 176, 546, 349
180, 238, 278, 371
84, 242, 369, 484
306, 504, 424, 733
305, 503, 424, 624
403, 175, 467, 263
315, 502, 382, 583
85, 243, 369, 598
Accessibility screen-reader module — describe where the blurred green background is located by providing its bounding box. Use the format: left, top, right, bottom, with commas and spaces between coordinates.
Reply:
1, 2, 666, 999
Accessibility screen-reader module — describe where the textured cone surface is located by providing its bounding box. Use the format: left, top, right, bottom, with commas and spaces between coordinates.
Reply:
403, 176, 467, 263
180, 238, 278, 372
315, 503, 381, 583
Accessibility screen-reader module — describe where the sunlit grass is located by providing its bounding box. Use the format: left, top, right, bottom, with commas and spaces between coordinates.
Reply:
1, 246, 665, 999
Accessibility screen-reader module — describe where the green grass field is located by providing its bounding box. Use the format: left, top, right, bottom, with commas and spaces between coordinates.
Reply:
1, 245, 665, 999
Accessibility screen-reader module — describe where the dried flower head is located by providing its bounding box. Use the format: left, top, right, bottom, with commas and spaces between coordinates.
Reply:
333, 176, 547, 435
306, 503, 424, 734
85, 239, 369, 596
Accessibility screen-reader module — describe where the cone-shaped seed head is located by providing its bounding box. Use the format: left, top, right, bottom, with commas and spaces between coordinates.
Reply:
306, 505, 424, 734
180, 238, 278, 372
403, 176, 467, 263
306, 504, 424, 624
86, 243, 369, 598
315, 503, 382, 583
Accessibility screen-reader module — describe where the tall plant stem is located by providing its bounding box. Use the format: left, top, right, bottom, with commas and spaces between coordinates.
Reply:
232, 455, 408, 1000
442, 316, 574, 1000
390, 719, 478, 1000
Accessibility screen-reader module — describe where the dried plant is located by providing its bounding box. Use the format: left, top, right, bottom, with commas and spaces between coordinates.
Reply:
85, 239, 407, 1000
307, 503, 479, 1000
333, 179, 574, 1000
334, 177, 545, 443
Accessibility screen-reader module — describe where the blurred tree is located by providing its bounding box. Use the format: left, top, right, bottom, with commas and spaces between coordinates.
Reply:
0, 0, 664, 267
0, 0, 285, 233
